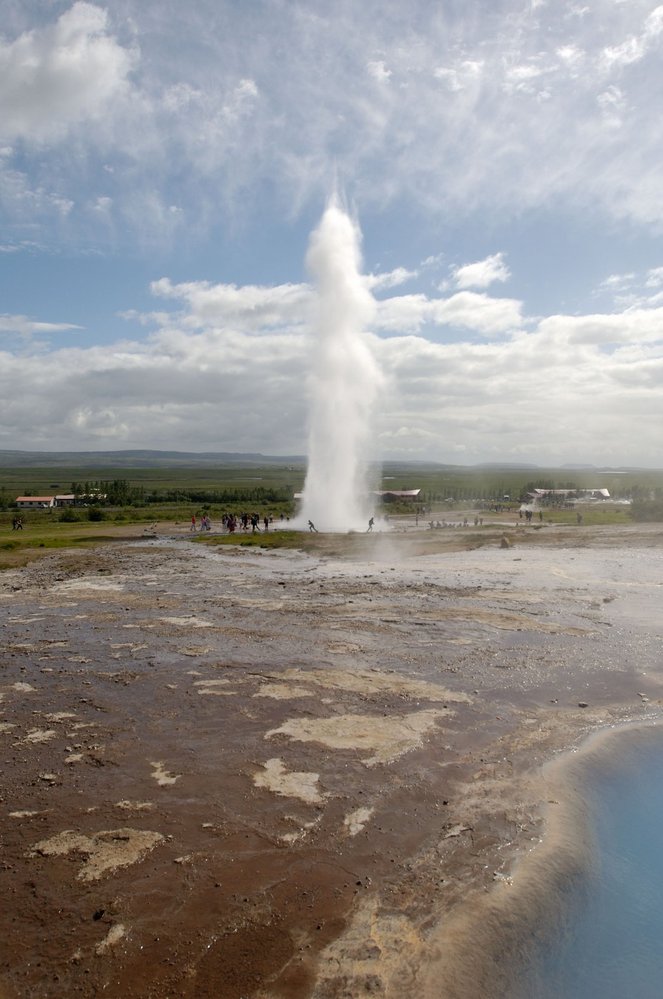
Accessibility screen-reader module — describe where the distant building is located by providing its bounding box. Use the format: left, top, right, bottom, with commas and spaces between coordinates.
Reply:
15, 494, 92, 509
374, 489, 421, 503
15, 496, 55, 509
529, 488, 610, 503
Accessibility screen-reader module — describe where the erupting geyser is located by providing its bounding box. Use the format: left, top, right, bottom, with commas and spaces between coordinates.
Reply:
299, 199, 382, 532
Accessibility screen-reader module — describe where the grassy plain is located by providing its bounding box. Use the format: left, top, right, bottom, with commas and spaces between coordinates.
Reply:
0, 462, 306, 498
1, 459, 662, 570
3, 459, 663, 503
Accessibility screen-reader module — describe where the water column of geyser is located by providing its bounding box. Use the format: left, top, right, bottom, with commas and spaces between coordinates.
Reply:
299, 200, 382, 533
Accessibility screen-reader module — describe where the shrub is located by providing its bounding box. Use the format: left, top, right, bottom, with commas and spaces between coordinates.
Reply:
59, 508, 80, 523
630, 500, 663, 522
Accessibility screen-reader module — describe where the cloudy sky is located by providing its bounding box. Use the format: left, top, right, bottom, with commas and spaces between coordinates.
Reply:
2, 0, 663, 467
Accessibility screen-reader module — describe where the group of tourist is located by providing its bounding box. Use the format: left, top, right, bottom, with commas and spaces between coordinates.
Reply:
224, 512, 274, 533
189, 512, 287, 534
518, 508, 543, 522
190, 514, 212, 532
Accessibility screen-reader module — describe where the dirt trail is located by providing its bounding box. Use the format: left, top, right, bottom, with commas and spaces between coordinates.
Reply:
1, 523, 662, 997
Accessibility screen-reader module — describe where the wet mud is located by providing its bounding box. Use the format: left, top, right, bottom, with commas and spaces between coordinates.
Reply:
1, 522, 663, 997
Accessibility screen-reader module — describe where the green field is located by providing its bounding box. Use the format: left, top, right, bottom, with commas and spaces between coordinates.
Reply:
0, 463, 305, 501
3, 461, 663, 514
3, 456, 663, 505
2, 456, 663, 572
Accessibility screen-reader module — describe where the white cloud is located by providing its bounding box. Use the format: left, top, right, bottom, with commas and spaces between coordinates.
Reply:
595, 267, 663, 310
0, 314, 82, 336
602, 36, 646, 68
597, 85, 626, 127
645, 266, 663, 288
0, 0, 663, 250
599, 272, 636, 290
366, 267, 417, 291
536, 308, 663, 346
429, 292, 522, 335
150, 278, 311, 331
601, 4, 663, 68
3, 4, 663, 467
221, 78, 259, 122
374, 290, 522, 336
162, 82, 203, 113
433, 59, 483, 93
645, 5, 663, 37
556, 44, 585, 69
452, 253, 511, 289
0, 3, 136, 142
1, 273, 662, 466
367, 60, 391, 83
432, 59, 484, 93
4, 0, 663, 247
148, 275, 523, 342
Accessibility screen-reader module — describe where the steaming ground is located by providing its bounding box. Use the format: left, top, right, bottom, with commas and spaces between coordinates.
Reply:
1, 517, 663, 998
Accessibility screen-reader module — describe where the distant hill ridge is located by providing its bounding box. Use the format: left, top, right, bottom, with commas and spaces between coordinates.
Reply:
0, 450, 655, 473
0, 449, 306, 469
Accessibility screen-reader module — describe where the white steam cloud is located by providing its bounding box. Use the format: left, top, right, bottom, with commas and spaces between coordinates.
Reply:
299, 200, 382, 532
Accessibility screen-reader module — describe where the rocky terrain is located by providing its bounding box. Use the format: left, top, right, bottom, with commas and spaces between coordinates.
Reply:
1, 521, 662, 997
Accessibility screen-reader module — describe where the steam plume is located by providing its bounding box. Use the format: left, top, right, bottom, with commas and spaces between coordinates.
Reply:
299, 199, 382, 532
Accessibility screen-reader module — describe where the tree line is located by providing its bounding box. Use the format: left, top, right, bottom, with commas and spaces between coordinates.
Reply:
69, 479, 292, 507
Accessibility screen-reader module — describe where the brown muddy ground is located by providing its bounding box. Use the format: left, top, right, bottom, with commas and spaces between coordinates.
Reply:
1, 518, 663, 998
